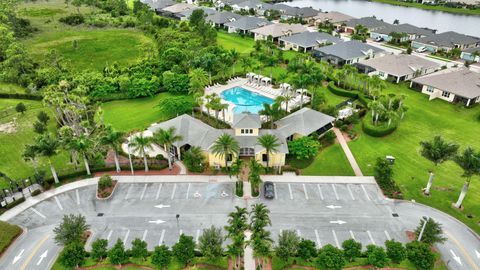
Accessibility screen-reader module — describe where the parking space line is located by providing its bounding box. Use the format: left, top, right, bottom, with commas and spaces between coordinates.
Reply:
54, 196, 63, 211
347, 185, 355, 200
171, 184, 177, 200
196, 229, 200, 243
186, 183, 191, 199
274, 184, 278, 200
142, 230, 148, 241
76, 189, 80, 205
155, 184, 163, 200
332, 230, 340, 248
124, 229, 130, 244
361, 185, 371, 201
288, 184, 293, 200
332, 184, 339, 200
302, 184, 309, 200
140, 184, 148, 200
106, 230, 113, 241
159, 229, 165, 245
125, 184, 133, 200
314, 230, 322, 247
384, 230, 391, 241
179, 229, 183, 236
367, 230, 376, 245
31, 208, 46, 219
349, 230, 356, 240
317, 184, 324, 200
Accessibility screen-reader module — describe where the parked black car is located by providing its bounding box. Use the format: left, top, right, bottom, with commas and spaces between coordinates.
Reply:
263, 181, 275, 199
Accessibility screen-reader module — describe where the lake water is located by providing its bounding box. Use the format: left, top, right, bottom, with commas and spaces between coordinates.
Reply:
286, 0, 480, 36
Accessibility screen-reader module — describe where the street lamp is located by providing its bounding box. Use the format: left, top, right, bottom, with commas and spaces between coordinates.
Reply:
176, 214, 180, 235
127, 143, 134, 175
417, 216, 429, 241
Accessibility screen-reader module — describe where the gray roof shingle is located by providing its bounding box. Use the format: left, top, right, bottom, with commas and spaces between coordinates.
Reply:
374, 23, 435, 37
358, 54, 440, 77
412, 68, 480, 99
206, 11, 244, 25
224, 16, 272, 31
313, 40, 385, 61
279, 31, 343, 48
275, 108, 335, 138
344, 17, 391, 31
232, 113, 262, 128
414, 31, 480, 48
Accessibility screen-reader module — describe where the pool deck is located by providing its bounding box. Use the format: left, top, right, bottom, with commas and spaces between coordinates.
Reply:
203, 77, 309, 123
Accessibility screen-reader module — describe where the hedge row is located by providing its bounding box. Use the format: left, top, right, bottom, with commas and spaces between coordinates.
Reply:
327, 81, 358, 99
0, 93, 42, 100
362, 118, 397, 137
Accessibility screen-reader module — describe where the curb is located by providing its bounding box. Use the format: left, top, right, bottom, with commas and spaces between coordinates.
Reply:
96, 180, 118, 201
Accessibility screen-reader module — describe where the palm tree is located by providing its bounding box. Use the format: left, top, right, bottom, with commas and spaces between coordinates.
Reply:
453, 147, 480, 208
211, 134, 240, 168
188, 68, 209, 96
420, 136, 459, 195
240, 57, 253, 73
225, 206, 248, 269
22, 144, 39, 174
291, 73, 311, 108
369, 75, 386, 99
276, 92, 294, 112
100, 126, 125, 173
250, 203, 273, 269
70, 134, 93, 175
229, 49, 240, 75
368, 100, 385, 126
129, 133, 153, 172
153, 127, 183, 170
257, 134, 280, 168
35, 133, 60, 184
385, 110, 398, 127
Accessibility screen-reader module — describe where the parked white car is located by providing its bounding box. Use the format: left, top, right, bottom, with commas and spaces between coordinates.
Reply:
416, 46, 427, 53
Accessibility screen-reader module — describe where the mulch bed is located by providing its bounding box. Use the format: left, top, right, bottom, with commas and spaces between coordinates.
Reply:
94, 164, 181, 176
97, 180, 117, 199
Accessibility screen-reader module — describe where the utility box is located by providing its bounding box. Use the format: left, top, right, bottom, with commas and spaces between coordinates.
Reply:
386, 155, 395, 165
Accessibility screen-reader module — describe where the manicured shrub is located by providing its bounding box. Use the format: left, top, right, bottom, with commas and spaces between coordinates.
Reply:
385, 239, 406, 264
98, 174, 113, 190
362, 118, 397, 137
342, 239, 361, 262
366, 244, 388, 268
59, 14, 85, 25
406, 241, 435, 270
287, 136, 321, 160
327, 81, 358, 98
315, 244, 345, 270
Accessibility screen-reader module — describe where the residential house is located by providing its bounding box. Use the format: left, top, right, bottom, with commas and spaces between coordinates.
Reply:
411, 31, 480, 53
230, 0, 273, 15
312, 40, 386, 66
279, 31, 343, 52
250, 23, 308, 42
206, 12, 244, 28
461, 47, 480, 63
176, 7, 217, 21
309, 11, 355, 27
147, 109, 334, 168
225, 16, 272, 35
141, 0, 175, 13
369, 23, 435, 43
341, 17, 391, 34
410, 68, 480, 106
160, 3, 196, 16
355, 54, 440, 83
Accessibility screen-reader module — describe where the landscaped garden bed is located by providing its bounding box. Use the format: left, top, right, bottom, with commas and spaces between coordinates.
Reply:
96, 174, 117, 200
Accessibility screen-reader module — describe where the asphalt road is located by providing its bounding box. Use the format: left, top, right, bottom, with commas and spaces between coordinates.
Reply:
0, 181, 479, 270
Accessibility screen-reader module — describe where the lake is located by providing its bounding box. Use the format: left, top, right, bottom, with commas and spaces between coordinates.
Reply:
286, 0, 480, 36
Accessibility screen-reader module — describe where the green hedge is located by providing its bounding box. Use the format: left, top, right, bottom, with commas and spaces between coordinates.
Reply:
357, 93, 371, 107
0, 93, 42, 100
327, 81, 358, 98
3, 197, 26, 210
0, 221, 22, 255
362, 118, 397, 137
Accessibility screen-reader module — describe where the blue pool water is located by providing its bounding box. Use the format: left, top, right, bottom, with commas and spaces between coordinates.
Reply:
221, 87, 274, 114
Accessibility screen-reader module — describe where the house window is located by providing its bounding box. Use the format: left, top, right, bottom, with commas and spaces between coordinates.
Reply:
241, 129, 245, 134
442, 91, 450, 98
249, 129, 253, 134
426, 86, 434, 93
379, 71, 385, 77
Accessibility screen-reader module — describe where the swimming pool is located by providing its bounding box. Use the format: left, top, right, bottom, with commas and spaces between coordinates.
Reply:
221, 87, 274, 114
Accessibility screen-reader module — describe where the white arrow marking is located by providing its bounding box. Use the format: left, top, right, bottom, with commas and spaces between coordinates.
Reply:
475, 249, 480, 259
12, 249, 24, 264
221, 191, 229, 197
329, 220, 347, 225
36, 250, 48, 266
193, 191, 201, 198
450, 249, 462, 265
149, 219, 166, 224
154, 204, 171, 209
326, 205, 342, 209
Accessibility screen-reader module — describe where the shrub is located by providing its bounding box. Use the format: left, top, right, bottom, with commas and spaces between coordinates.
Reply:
182, 146, 206, 173
385, 239, 406, 264
322, 130, 336, 145
287, 136, 321, 160
362, 118, 397, 137
235, 181, 243, 197
33, 121, 47, 134
373, 157, 402, 198
366, 244, 388, 268
406, 241, 435, 270
31, 189, 41, 196
327, 81, 358, 98
4, 197, 26, 209
315, 244, 345, 270
15, 102, 27, 114
37, 111, 50, 124
98, 175, 113, 190
59, 14, 85, 25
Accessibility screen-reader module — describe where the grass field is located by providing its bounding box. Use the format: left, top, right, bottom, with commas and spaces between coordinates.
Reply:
217, 31, 255, 54
0, 83, 28, 95
18, 0, 155, 71
302, 144, 355, 176
101, 93, 193, 132
0, 221, 22, 255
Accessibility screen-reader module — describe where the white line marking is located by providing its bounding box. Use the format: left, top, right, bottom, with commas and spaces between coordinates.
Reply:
317, 184, 324, 200
367, 230, 376, 245
303, 184, 309, 200
196, 229, 200, 243
54, 196, 63, 211
140, 184, 147, 200
106, 230, 113, 241
179, 229, 183, 236
450, 250, 462, 265
347, 185, 355, 200
297, 229, 301, 237
349, 230, 356, 240
274, 183, 278, 200
332, 230, 340, 248
31, 208, 46, 219
125, 184, 133, 200
171, 184, 177, 200
186, 183, 191, 199
288, 184, 293, 200
384, 230, 391, 241
361, 185, 371, 201
159, 229, 165, 245
279, 229, 283, 234
75, 189, 80, 205
12, 249, 24, 264
123, 229, 130, 244
314, 230, 322, 247
142, 230, 148, 241
155, 184, 163, 200
332, 184, 339, 200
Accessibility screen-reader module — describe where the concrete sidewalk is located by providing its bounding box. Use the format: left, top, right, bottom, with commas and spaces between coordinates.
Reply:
262, 175, 375, 184
333, 128, 363, 176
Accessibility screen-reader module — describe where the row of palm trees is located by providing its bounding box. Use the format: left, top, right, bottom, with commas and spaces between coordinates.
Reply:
368, 93, 407, 127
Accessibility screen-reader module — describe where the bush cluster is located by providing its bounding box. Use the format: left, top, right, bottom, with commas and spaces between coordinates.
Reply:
362, 118, 398, 137
59, 14, 85, 26
98, 174, 113, 190
327, 81, 359, 99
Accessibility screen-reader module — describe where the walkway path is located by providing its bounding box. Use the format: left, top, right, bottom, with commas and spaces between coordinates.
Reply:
244, 231, 255, 270
333, 128, 363, 176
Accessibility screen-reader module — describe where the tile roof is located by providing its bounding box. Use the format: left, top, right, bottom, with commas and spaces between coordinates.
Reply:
412, 68, 480, 99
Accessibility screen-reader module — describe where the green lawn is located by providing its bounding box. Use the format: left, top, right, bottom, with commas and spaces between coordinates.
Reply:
302, 144, 355, 176
318, 82, 480, 233
217, 31, 255, 54
0, 83, 28, 95
101, 93, 193, 132
0, 221, 22, 255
